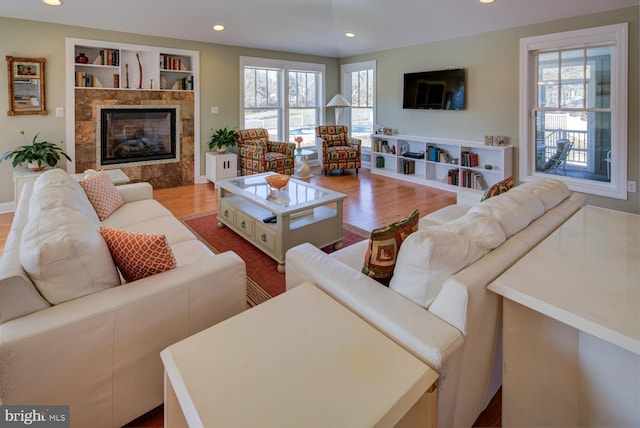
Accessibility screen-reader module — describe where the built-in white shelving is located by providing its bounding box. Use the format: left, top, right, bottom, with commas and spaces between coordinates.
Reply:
68, 38, 197, 91
370, 134, 513, 198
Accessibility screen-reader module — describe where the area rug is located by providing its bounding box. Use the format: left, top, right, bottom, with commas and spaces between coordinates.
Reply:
180, 211, 369, 306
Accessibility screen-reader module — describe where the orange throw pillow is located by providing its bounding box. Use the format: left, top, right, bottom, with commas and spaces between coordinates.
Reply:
100, 227, 177, 282
79, 171, 125, 220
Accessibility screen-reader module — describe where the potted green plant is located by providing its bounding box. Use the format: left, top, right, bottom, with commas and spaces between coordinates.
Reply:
1, 131, 72, 171
208, 127, 237, 154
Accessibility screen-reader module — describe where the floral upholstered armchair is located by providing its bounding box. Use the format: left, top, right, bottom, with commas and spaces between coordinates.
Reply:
316, 125, 361, 175
236, 128, 295, 176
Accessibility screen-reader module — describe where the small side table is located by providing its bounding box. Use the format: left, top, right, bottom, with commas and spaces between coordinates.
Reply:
293, 149, 313, 182
206, 152, 237, 185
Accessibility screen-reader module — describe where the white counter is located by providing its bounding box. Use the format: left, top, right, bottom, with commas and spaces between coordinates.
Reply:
488, 205, 640, 427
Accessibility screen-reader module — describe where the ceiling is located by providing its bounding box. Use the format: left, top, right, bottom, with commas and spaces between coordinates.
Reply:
2, 0, 637, 57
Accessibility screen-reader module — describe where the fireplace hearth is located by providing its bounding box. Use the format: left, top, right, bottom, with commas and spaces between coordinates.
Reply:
97, 106, 180, 168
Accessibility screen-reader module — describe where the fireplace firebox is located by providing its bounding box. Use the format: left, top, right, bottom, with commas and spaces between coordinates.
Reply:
99, 107, 179, 167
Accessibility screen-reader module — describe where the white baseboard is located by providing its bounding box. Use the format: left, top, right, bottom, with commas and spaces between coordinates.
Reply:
0, 201, 16, 214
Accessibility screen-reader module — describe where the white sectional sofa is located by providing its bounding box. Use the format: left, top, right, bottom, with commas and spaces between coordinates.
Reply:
0, 169, 247, 427
286, 178, 587, 428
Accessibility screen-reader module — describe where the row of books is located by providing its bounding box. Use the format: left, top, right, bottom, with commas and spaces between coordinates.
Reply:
173, 76, 195, 91
460, 151, 479, 167
402, 159, 415, 174
373, 140, 393, 153
160, 55, 187, 71
75, 71, 102, 88
447, 168, 487, 189
98, 50, 119, 66
426, 145, 455, 163
462, 170, 487, 189
447, 169, 460, 186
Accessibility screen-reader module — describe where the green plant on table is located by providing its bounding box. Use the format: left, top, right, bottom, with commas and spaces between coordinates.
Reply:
0, 131, 72, 170
208, 127, 237, 151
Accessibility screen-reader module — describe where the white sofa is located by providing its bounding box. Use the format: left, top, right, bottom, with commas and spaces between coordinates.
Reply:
0, 169, 247, 427
286, 178, 587, 428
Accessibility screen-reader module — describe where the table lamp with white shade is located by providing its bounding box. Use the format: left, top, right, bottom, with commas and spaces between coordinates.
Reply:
326, 94, 351, 125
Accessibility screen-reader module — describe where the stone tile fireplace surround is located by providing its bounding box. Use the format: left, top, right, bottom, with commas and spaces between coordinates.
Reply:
74, 89, 194, 189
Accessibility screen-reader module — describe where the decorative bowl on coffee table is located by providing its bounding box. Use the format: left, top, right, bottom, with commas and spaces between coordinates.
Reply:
265, 174, 290, 190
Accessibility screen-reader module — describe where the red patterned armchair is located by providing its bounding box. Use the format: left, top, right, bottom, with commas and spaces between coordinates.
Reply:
236, 128, 295, 176
316, 125, 361, 175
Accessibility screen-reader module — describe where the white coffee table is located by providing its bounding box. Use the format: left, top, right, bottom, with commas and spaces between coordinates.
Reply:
216, 172, 346, 272
161, 282, 438, 428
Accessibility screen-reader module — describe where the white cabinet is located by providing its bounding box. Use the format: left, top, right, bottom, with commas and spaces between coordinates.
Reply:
68, 38, 197, 91
13, 168, 49, 204
371, 134, 513, 198
206, 152, 237, 184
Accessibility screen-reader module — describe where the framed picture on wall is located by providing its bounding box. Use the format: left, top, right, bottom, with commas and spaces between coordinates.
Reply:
6, 56, 47, 116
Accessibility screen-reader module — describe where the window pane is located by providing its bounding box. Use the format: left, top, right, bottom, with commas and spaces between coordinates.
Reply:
586, 46, 611, 109
244, 69, 256, 107
352, 107, 373, 148
560, 49, 585, 109
345, 65, 374, 148
289, 107, 316, 146
537, 52, 559, 108
244, 68, 281, 109
289, 71, 317, 108
534, 110, 610, 182
288, 70, 319, 146
244, 109, 279, 136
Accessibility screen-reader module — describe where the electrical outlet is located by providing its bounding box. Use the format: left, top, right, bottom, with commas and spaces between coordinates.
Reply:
55, 107, 64, 117
210, 106, 219, 115
627, 181, 636, 193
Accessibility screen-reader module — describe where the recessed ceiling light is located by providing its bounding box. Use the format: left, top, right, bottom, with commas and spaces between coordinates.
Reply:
480, 0, 495, 3
43, 0, 63, 5
213, 25, 225, 31
345, 32, 355, 38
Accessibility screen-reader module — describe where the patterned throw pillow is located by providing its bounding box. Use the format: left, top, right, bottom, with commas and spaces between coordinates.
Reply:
362, 210, 420, 285
100, 227, 177, 282
79, 171, 125, 220
480, 176, 514, 202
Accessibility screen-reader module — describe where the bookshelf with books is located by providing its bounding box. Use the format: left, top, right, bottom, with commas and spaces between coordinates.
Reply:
68, 38, 198, 92
370, 134, 513, 197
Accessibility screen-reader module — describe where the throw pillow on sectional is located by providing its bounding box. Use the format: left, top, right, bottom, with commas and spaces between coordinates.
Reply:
390, 212, 506, 308
79, 171, 125, 221
362, 210, 419, 285
480, 176, 514, 202
100, 227, 177, 282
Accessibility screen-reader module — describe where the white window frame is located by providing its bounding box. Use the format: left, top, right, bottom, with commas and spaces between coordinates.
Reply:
240, 56, 325, 143
341, 60, 376, 149
519, 23, 628, 199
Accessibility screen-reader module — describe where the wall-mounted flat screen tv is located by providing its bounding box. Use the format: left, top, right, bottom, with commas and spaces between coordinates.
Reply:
403, 68, 465, 110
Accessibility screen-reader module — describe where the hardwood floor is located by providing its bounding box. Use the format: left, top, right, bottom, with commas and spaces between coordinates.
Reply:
0, 168, 501, 427
152, 167, 458, 231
